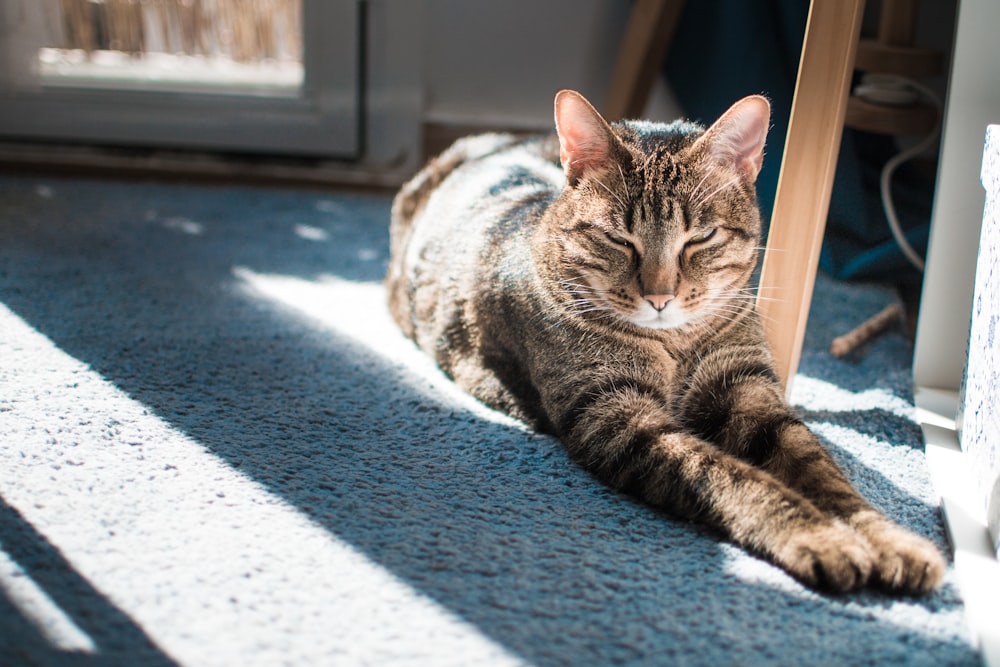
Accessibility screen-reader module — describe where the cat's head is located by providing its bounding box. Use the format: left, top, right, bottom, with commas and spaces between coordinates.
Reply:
548, 89, 769, 332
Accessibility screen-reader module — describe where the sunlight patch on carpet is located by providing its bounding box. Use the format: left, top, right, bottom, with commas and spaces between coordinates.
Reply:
232, 267, 528, 430
0, 548, 96, 654
792, 375, 916, 420
0, 302, 523, 666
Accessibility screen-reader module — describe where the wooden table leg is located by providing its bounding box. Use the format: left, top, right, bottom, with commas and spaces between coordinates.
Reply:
756, 0, 866, 393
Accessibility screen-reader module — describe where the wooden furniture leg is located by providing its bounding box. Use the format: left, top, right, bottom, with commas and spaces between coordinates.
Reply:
603, 0, 685, 121
755, 0, 866, 392
603, 0, 866, 391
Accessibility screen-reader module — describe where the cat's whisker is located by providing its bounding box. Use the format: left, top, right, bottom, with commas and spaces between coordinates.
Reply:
533, 280, 623, 330
578, 307, 617, 319
690, 175, 741, 210
708, 307, 752, 321
616, 162, 632, 200
749, 295, 781, 304
711, 306, 753, 324
560, 289, 608, 306
687, 167, 716, 206
753, 312, 779, 327
702, 290, 757, 304
560, 281, 597, 291
737, 286, 783, 303
718, 285, 780, 297
537, 304, 620, 334
591, 176, 628, 209
710, 296, 765, 308
702, 303, 751, 318
702, 296, 754, 308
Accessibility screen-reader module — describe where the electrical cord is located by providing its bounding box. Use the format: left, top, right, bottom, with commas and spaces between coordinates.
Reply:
854, 74, 943, 273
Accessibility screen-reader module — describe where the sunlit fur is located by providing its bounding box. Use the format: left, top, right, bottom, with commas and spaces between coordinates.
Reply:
386, 91, 945, 595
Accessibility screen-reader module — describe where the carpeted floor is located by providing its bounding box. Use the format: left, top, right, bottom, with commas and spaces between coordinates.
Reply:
0, 174, 979, 665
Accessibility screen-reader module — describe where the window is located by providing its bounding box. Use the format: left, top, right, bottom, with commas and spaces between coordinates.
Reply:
0, 0, 362, 158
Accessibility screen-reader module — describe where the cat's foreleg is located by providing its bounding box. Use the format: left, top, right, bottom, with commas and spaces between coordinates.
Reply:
680, 372, 945, 594
760, 418, 946, 595
608, 431, 874, 592
557, 392, 876, 593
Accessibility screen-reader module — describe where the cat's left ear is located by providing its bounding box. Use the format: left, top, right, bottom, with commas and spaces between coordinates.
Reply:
693, 95, 771, 181
554, 90, 618, 185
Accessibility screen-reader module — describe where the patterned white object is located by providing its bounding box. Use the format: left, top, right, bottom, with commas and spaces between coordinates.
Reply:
958, 125, 1000, 557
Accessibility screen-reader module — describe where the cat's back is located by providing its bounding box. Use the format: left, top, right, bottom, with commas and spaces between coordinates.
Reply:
386, 132, 562, 337
391, 133, 559, 227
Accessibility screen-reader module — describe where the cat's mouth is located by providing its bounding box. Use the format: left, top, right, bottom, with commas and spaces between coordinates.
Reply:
627, 302, 693, 330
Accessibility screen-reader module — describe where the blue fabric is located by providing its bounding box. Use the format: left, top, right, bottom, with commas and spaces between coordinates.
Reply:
664, 0, 929, 284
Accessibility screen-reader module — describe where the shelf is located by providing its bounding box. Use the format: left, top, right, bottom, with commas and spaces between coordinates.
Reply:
845, 96, 938, 135
854, 38, 945, 78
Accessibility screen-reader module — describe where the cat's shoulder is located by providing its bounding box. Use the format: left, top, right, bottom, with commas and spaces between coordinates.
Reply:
394, 132, 560, 225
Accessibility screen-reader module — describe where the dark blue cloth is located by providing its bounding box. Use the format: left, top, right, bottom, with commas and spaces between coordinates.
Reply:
663, 0, 928, 284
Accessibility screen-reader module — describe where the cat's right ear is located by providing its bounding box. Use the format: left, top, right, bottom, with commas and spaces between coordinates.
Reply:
692, 95, 771, 181
554, 90, 616, 185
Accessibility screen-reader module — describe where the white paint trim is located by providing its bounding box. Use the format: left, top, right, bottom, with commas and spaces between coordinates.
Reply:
918, 388, 1000, 666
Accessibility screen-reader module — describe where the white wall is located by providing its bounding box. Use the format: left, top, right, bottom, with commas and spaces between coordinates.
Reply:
422, 0, 676, 130
914, 0, 1000, 392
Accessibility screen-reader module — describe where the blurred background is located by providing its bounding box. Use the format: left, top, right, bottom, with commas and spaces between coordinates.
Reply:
0, 0, 960, 285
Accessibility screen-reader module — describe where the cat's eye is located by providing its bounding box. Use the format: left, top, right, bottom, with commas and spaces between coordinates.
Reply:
688, 228, 716, 245
606, 233, 634, 250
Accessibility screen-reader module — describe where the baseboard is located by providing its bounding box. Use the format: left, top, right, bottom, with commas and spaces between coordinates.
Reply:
0, 141, 403, 191
917, 387, 999, 666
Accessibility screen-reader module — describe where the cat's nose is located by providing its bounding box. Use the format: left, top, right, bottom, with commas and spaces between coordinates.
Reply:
644, 294, 674, 311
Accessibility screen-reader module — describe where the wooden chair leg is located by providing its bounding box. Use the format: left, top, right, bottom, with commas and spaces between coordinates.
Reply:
756, 0, 866, 393
603, 0, 686, 121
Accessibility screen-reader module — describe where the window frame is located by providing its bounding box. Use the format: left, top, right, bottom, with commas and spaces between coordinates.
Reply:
0, 0, 362, 159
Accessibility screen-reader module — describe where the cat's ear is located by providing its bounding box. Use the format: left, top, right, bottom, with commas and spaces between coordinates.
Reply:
694, 95, 770, 181
554, 90, 617, 184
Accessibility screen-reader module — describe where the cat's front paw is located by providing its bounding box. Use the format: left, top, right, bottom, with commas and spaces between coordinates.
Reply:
855, 517, 945, 595
774, 521, 874, 593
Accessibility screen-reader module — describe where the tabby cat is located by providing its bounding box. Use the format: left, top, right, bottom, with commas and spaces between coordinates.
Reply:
385, 90, 945, 594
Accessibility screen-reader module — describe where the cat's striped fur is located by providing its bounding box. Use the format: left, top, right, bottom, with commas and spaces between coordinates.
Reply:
385, 90, 944, 594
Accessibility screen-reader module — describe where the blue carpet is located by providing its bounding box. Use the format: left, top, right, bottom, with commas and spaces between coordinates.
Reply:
0, 175, 978, 665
